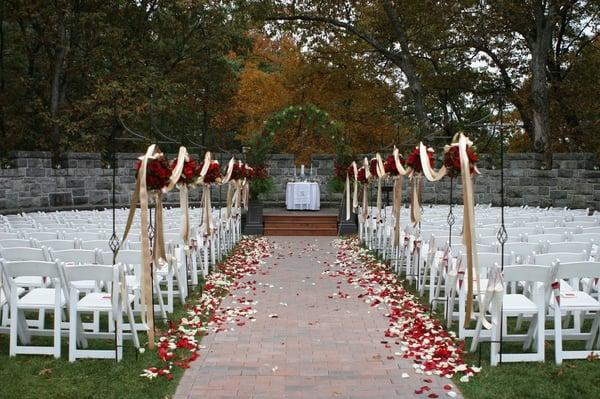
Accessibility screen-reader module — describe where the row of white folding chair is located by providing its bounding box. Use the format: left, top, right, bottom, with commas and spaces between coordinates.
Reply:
475, 261, 600, 365
0, 260, 139, 361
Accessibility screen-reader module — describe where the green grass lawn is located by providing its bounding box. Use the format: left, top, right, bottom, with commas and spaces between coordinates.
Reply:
0, 285, 203, 399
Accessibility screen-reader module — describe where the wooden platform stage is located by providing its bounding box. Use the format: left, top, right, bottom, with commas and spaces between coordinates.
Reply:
263, 208, 339, 236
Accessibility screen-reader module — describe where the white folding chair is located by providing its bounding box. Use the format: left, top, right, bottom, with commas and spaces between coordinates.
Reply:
0, 260, 67, 358
551, 261, 600, 364
479, 264, 553, 365
65, 264, 139, 362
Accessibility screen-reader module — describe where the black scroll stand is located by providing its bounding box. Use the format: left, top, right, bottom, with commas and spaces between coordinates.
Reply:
478, 96, 508, 367
429, 176, 454, 318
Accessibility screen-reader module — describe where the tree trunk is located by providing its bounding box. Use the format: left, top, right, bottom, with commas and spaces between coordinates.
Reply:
528, 1, 555, 167
50, 22, 66, 158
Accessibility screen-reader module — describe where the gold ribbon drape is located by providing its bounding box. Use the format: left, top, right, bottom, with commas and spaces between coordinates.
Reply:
165, 146, 189, 247
118, 144, 160, 349
199, 152, 215, 236
352, 162, 359, 213
409, 174, 422, 226
458, 133, 481, 328
375, 154, 385, 222
360, 157, 371, 223
392, 147, 410, 249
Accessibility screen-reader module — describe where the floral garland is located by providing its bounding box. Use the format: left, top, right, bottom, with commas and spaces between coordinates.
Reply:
384, 154, 405, 177
369, 158, 379, 178
241, 163, 255, 180
347, 164, 355, 180
134, 155, 172, 191
329, 237, 480, 385
251, 164, 269, 180
198, 160, 222, 185
172, 158, 199, 186
231, 162, 244, 181
443, 146, 478, 178
356, 166, 368, 184
141, 237, 272, 380
406, 147, 434, 174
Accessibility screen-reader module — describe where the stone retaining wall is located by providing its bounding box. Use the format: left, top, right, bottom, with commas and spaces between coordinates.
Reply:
0, 151, 598, 212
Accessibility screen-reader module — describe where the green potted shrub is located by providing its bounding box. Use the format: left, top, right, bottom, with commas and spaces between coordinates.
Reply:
243, 132, 274, 235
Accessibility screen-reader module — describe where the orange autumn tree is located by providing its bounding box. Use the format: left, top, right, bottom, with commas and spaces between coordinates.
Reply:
223, 34, 405, 161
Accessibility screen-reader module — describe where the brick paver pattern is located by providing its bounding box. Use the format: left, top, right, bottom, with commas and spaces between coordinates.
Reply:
174, 237, 462, 399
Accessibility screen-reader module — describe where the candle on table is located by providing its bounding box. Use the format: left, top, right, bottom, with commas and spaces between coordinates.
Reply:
301, 164, 305, 176
310, 164, 313, 176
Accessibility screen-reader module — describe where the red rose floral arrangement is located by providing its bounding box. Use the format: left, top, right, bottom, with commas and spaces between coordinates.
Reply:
384, 154, 405, 177
369, 158, 379, 178
197, 160, 222, 185
231, 162, 244, 181
135, 155, 172, 191
443, 145, 478, 177
172, 158, 198, 185
406, 146, 434, 174
347, 164, 355, 180
356, 167, 369, 184
241, 163, 255, 180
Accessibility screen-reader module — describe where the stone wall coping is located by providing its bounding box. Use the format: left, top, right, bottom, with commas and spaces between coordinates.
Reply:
61, 152, 102, 160
9, 151, 52, 159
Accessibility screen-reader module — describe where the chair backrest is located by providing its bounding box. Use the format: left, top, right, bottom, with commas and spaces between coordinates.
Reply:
0, 238, 34, 248
63, 264, 117, 284
25, 231, 60, 241
49, 249, 98, 264
112, 249, 141, 266
36, 239, 78, 250
163, 233, 184, 245
544, 226, 583, 235
126, 241, 142, 250
503, 242, 541, 257
0, 232, 22, 240
0, 247, 49, 262
525, 233, 565, 243
62, 231, 105, 241
533, 251, 588, 265
80, 240, 111, 251
555, 261, 600, 280
478, 252, 513, 269
546, 241, 592, 254
0, 259, 62, 279
502, 264, 554, 284
569, 233, 600, 244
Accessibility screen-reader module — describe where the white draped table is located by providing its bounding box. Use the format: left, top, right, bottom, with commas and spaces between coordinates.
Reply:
285, 182, 320, 210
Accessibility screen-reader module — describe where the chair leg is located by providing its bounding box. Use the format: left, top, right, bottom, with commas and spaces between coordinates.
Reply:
126, 302, 140, 349
116, 310, 123, 362
53, 301, 61, 359
585, 313, 600, 350
9, 301, 18, 357
554, 307, 563, 365
69, 302, 77, 362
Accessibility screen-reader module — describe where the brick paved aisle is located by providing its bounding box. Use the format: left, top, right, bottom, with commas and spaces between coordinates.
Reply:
174, 237, 462, 399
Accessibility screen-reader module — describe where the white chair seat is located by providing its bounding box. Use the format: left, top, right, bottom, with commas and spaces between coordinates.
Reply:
551, 291, 600, 310
18, 288, 66, 309
72, 281, 97, 291
1, 287, 25, 306
503, 294, 537, 313
14, 276, 44, 288
77, 292, 135, 311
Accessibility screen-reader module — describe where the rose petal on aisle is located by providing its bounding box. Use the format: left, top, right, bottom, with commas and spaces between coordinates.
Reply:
141, 237, 271, 379
330, 237, 479, 381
